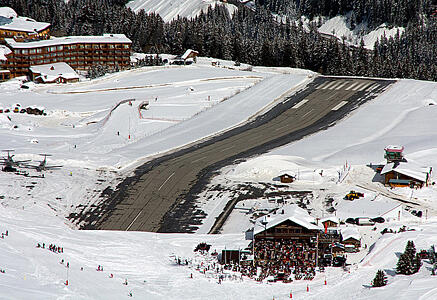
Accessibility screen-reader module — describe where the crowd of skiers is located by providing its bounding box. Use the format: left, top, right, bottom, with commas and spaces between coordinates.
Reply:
36, 242, 63, 254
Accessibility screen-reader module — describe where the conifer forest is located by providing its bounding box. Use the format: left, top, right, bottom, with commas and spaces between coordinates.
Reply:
2, 0, 437, 81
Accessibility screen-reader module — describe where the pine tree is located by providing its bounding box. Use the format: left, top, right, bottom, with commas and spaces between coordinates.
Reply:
396, 252, 414, 275
412, 253, 422, 274
405, 240, 417, 260
372, 269, 388, 287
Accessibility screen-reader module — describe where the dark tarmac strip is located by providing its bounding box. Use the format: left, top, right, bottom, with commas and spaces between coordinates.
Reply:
74, 77, 394, 233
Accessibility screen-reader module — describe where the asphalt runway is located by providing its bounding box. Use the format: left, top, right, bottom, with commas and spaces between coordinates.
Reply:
78, 77, 394, 232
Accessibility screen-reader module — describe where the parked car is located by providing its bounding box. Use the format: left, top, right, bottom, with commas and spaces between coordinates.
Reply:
333, 256, 347, 267
345, 218, 356, 224
371, 217, 385, 223
355, 217, 375, 226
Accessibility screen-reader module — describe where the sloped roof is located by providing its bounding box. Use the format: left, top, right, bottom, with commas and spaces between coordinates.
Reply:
341, 227, 360, 241
30, 62, 79, 82
320, 216, 340, 225
181, 49, 199, 60
0, 10, 50, 33
384, 145, 404, 152
381, 161, 431, 182
0, 7, 17, 18
254, 206, 321, 235
0, 45, 12, 60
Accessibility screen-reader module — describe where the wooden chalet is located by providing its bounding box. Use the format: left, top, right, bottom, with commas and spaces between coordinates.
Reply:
320, 216, 339, 228
340, 227, 361, 251
381, 161, 432, 188
30, 62, 79, 84
255, 218, 319, 241
279, 173, 295, 183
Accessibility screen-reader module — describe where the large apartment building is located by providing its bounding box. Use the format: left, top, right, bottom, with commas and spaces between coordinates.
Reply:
1, 34, 132, 77
0, 7, 50, 42
0, 7, 132, 79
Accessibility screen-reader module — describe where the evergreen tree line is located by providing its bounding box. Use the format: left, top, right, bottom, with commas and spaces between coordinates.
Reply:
256, 0, 436, 30
396, 240, 421, 275
372, 240, 423, 288
1, 0, 437, 81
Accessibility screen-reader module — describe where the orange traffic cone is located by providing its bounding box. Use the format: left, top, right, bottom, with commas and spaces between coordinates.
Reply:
325, 277, 327, 285
65, 280, 68, 286
307, 284, 309, 292
290, 290, 292, 298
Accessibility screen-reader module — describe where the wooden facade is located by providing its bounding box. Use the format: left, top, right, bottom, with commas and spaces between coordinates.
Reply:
279, 173, 295, 183
0, 69, 10, 81
1, 36, 131, 78
0, 27, 50, 43
254, 219, 317, 240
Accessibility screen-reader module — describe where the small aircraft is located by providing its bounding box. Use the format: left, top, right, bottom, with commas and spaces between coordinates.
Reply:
25, 154, 62, 172
0, 150, 31, 171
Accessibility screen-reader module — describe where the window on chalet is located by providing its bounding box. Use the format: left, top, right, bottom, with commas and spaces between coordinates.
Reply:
57, 46, 63, 50
36, 48, 42, 53
22, 50, 28, 54
50, 46, 56, 52
123, 44, 129, 49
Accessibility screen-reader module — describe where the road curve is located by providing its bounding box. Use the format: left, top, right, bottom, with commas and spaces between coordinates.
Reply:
75, 77, 394, 233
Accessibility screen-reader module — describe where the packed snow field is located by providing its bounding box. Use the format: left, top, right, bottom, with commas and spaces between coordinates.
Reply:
1, 54, 437, 299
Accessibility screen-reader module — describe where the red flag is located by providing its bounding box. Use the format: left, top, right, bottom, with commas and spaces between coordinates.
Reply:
324, 222, 328, 234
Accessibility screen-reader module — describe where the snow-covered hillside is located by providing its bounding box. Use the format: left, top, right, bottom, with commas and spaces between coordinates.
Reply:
126, 0, 238, 22
318, 14, 404, 50
1, 55, 437, 299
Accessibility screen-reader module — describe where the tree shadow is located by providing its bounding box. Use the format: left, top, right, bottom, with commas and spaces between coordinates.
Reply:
384, 268, 397, 277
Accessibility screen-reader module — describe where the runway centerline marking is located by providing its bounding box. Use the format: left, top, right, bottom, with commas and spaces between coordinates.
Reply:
126, 210, 142, 231
302, 109, 314, 118
292, 99, 308, 109
332, 101, 348, 111
221, 146, 234, 152
191, 156, 207, 164
158, 172, 175, 191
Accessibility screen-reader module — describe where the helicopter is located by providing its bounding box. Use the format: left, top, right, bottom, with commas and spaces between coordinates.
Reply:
25, 154, 62, 172
0, 150, 31, 172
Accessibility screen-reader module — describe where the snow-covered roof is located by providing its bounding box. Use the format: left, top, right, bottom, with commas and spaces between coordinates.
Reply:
384, 145, 404, 152
335, 195, 402, 219
30, 62, 79, 82
381, 161, 431, 182
320, 216, 339, 225
5, 34, 132, 49
279, 170, 296, 177
254, 205, 321, 235
0, 7, 18, 18
341, 227, 360, 241
0, 8, 50, 33
0, 45, 12, 60
181, 49, 199, 60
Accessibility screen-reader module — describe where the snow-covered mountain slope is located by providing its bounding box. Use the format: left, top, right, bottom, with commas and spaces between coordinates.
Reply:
318, 14, 404, 50
1, 55, 437, 299
126, 0, 238, 22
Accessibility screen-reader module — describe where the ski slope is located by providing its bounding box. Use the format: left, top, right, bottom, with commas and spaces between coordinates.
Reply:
126, 0, 238, 22
1, 55, 437, 299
